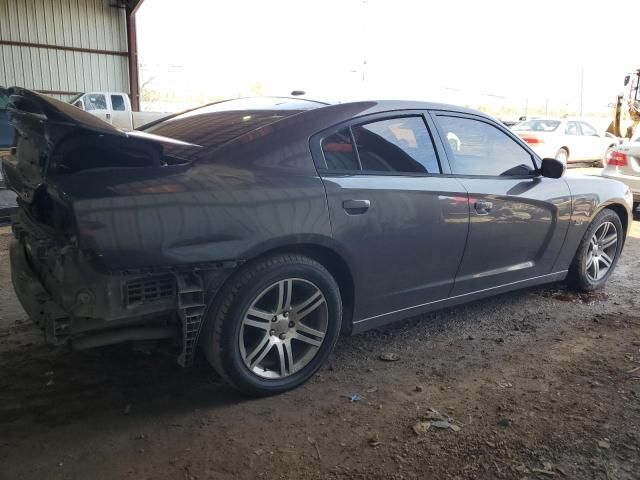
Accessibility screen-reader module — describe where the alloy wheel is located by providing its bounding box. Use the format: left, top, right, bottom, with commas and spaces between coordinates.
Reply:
239, 278, 328, 379
585, 221, 618, 282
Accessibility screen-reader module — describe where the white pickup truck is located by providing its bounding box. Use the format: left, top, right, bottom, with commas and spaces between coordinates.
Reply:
70, 92, 169, 130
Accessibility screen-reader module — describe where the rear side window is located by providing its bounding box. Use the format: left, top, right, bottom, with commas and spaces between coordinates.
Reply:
111, 95, 126, 111
435, 115, 534, 176
353, 117, 440, 173
322, 128, 359, 170
565, 121, 579, 135
320, 116, 440, 174
579, 122, 597, 136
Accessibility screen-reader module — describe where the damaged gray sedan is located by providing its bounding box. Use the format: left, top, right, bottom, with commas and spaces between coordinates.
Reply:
2, 88, 633, 395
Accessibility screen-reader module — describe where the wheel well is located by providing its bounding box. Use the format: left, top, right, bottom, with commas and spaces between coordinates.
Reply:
604, 204, 628, 238
247, 244, 355, 332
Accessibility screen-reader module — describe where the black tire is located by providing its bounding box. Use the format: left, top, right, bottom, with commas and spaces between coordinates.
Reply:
567, 209, 624, 291
201, 253, 342, 396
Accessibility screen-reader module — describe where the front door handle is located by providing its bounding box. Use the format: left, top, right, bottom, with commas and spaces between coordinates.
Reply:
342, 199, 370, 214
474, 200, 493, 215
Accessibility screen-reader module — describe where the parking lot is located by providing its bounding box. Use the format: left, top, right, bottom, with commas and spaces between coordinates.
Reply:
1, 178, 639, 479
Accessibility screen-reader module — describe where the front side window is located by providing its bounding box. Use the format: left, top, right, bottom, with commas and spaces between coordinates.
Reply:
435, 115, 534, 176
84, 94, 106, 111
111, 95, 126, 111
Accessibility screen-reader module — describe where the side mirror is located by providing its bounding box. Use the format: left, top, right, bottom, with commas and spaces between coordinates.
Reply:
540, 158, 565, 179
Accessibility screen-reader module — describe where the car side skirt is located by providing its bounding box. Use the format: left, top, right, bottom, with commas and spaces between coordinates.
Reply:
351, 271, 568, 334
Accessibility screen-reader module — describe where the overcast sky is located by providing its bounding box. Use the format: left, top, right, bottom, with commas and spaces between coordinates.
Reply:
137, 0, 639, 114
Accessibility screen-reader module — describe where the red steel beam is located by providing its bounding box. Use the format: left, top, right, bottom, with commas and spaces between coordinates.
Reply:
0, 39, 128, 57
126, 5, 141, 112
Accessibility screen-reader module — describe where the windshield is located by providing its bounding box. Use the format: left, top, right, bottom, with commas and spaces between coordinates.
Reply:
142, 97, 327, 152
512, 120, 560, 132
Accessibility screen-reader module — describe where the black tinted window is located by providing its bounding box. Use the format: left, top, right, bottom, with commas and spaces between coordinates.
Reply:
436, 116, 534, 176
322, 128, 359, 170
111, 95, 126, 111
352, 117, 440, 173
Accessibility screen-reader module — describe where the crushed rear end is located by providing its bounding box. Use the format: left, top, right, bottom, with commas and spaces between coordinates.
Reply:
1, 88, 234, 366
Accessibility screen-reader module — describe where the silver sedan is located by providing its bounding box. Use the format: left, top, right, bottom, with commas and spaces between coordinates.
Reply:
602, 138, 640, 211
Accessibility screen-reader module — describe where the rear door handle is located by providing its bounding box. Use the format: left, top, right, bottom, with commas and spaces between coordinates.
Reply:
474, 200, 493, 215
342, 199, 370, 214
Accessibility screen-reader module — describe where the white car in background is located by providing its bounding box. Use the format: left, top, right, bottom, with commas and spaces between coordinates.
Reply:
512, 118, 618, 166
602, 138, 640, 211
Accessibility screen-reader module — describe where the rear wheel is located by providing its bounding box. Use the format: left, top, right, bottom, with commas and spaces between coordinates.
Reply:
201, 254, 342, 396
555, 148, 569, 165
568, 209, 623, 291
598, 145, 615, 168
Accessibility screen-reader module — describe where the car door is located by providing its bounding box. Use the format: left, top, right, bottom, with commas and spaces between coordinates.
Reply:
564, 120, 587, 160
312, 112, 470, 325
430, 112, 572, 296
109, 93, 131, 129
82, 93, 110, 124
579, 121, 606, 160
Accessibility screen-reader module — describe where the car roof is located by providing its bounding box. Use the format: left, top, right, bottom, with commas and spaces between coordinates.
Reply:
303, 99, 493, 122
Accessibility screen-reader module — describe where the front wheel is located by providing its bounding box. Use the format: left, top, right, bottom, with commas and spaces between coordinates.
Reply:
568, 209, 623, 291
201, 254, 342, 396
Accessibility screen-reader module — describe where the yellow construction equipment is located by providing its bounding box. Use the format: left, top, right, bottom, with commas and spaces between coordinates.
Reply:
607, 68, 640, 139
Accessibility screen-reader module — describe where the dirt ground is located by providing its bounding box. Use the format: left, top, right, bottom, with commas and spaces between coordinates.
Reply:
1, 212, 640, 480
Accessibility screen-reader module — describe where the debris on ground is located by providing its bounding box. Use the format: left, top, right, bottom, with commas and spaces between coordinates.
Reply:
531, 467, 556, 476
379, 353, 400, 362
368, 434, 381, 448
430, 420, 451, 429
497, 418, 511, 428
307, 437, 321, 462
597, 440, 611, 449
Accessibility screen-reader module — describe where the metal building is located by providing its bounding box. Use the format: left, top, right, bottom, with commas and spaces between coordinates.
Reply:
0, 0, 143, 109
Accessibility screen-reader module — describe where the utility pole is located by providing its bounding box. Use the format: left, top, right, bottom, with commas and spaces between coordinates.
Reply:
579, 68, 584, 118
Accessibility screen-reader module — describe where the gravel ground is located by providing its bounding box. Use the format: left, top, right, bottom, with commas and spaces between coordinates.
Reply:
1, 207, 639, 480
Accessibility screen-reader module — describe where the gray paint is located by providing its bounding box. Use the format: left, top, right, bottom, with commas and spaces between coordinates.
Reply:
2, 91, 634, 340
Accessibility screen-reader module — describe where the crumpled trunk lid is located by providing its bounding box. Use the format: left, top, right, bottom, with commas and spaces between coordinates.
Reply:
0, 87, 127, 204
0, 87, 196, 206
